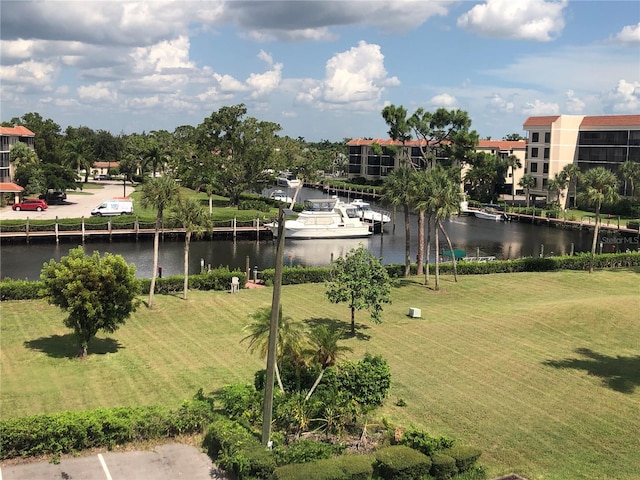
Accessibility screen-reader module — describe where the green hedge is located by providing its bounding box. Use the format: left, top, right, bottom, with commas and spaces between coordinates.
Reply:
373, 445, 431, 480
274, 454, 374, 480
260, 266, 332, 285
430, 452, 457, 479
0, 396, 215, 460
445, 445, 482, 474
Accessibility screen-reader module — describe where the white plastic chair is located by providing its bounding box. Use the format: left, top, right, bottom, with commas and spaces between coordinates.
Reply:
231, 276, 240, 293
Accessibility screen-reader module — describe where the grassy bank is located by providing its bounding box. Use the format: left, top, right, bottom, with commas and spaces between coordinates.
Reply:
2, 269, 639, 479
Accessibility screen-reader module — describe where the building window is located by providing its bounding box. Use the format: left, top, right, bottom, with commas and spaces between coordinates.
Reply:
543, 163, 549, 174
531, 147, 539, 158
542, 178, 548, 187
544, 132, 551, 143
530, 162, 538, 173
532, 132, 539, 142
544, 147, 549, 159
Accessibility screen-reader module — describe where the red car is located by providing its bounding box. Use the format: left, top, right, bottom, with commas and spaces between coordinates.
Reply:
12, 199, 48, 212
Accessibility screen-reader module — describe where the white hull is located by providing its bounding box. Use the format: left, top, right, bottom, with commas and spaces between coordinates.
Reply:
348, 199, 391, 224
473, 210, 507, 221
273, 224, 372, 239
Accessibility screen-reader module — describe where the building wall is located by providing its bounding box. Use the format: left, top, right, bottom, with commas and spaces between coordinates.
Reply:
0, 127, 36, 183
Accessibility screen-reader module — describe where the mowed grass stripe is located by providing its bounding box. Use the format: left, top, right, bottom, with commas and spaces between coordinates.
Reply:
1, 269, 639, 479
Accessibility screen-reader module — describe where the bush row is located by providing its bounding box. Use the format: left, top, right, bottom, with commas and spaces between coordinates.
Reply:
275, 454, 374, 480
0, 394, 216, 460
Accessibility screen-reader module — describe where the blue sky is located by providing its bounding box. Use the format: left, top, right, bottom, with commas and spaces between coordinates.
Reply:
1, 1, 639, 141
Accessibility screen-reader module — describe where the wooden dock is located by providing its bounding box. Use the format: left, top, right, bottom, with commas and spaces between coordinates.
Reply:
507, 212, 640, 234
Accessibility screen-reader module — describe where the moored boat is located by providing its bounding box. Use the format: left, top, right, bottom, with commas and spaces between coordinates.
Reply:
268, 189, 294, 204
269, 197, 372, 239
275, 171, 301, 188
347, 199, 391, 224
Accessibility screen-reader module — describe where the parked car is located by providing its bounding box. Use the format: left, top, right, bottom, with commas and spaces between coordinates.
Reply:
94, 174, 112, 181
12, 199, 48, 212
39, 190, 67, 204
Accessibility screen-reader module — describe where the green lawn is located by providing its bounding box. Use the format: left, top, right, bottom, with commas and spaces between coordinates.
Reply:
2, 269, 639, 479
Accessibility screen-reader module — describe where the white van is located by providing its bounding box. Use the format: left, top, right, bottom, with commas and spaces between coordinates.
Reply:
91, 198, 133, 216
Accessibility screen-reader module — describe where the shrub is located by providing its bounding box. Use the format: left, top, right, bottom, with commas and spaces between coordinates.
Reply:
374, 445, 431, 480
273, 438, 344, 465
274, 458, 346, 480
218, 384, 262, 425
260, 266, 332, 285
0, 279, 46, 301
445, 445, 482, 474
429, 452, 457, 479
335, 454, 374, 480
399, 429, 453, 456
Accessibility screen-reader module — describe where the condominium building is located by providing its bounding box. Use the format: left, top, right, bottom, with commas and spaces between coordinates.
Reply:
522, 114, 640, 204
0, 125, 35, 200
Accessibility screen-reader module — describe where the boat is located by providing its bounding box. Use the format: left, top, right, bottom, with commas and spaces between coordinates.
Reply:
268, 189, 294, 204
275, 171, 302, 188
269, 197, 373, 239
347, 199, 391, 224
472, 208, 509, 221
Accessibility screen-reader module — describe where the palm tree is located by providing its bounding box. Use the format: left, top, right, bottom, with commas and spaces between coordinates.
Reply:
418, 165, 462, 289
518, 174, 536, 208
619, 160, 640, 197
242, 307, 307, 393
506, 154, 522, 202
304, 325, 352, 401
171, 196, 211, 300
577, 167, 619, 273
140, 175, 180, 308
64, 137, 92, 183
382, 167, 413, 277
561, 163, 581, 208
547, 172, 568, 206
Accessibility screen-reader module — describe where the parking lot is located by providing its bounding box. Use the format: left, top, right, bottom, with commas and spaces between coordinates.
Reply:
0, 443, 229, 480
0, 181, 134, 221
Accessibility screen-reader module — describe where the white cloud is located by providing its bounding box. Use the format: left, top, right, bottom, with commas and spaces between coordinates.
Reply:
430, 93, 457, 107
601, 80, 640, 113
130, 36, 195, 74
565, 89, 585, 114
0, 60, 58, 87
77, 82, 117, 103
521, 99, 560, 116
246, 63, 283, 99
457, 0, 567, 41
611, 23, 640, 45
213, 73, 247, 93
487, 93, 515, 113
298, 41, 399, 110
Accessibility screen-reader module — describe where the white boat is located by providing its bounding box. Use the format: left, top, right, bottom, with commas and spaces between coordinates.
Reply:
275, 171, 302, 188
269, 197, 372, 239
473, 208, 508, 221
268, 189, 293, 204
348, 199, 391, 224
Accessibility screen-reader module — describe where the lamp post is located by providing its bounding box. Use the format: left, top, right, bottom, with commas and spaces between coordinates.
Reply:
261, 206, 290, 446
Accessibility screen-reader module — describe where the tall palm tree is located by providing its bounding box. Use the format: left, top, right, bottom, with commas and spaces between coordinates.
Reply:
518, 174, 536, 208
506, 154, 522, 202
242, 307, 307, 393
382, 167, 413, 277
140, 176, 180, 308
547, 172, 568, 206
619, 160, 640, 197
561, 163, 581, 208
577, 167, 619, 273
171, 196, 211, 300
418, 165, 462, 289
64, 137, 92, 183
304, 325, 352, 401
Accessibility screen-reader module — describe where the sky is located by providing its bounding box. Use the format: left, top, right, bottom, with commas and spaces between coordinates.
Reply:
1, 0, 639, 142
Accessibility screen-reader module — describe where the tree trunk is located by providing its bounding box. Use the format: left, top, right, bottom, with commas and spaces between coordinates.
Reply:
275, 362, 285, 393
183, 232, 191, 300
148, 215, 161, 308
434, 225, 440, 290
425, 213, 431, 285
439, 220, 458, 282
209, 195, 213, 215
417, 210, 424, 275
403, 204, 411, 277
305, 368, 325, 401
589, 204, 601, 274
350, 305, 356, 336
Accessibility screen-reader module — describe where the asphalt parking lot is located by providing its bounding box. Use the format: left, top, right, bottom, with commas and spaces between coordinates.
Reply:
0, 443, 229, 480
0, 181, 134, 221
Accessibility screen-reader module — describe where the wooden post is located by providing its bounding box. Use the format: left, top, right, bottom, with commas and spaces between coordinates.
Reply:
55, 216, 59, 244
256, 217, 260, 241
81, 216, 85, 243
233, 217, 237, 239
135, 217, 139, 241
26, 217, 30, 244
108, 219, 112, 242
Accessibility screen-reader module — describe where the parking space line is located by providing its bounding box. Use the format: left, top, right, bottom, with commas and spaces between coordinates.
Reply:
98, 453, 113, 480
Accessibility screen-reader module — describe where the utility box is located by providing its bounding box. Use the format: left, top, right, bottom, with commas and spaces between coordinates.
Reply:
408, 307, 421, 318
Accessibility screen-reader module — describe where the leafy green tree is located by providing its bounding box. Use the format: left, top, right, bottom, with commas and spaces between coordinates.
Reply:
9, 142, 38, 170
140, 175, 180, 308
577, 167, 619, 273
40, 246, 140, 358
382, 167, 413, 277
325, 245, 391, 336
619, 160, 640, 197
242, 307, 307, 393
464, 151, 509, 203
304, 325, 353, 401
518, 174, 536, 208
170, 196, 211, 300
503, 133, 524, 141
11, 112, 63, 164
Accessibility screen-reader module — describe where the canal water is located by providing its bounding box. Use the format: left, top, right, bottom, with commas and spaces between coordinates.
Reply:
1, 186, 601, 280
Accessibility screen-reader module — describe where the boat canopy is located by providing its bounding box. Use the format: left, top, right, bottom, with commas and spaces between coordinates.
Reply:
442, 249, 467, 260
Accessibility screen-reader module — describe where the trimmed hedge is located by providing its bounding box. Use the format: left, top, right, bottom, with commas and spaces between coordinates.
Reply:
0, 397, 216, 460
0, 279, 46, 300
430, 452, 457, 479
445, 445, 482, 473
260, 265, 332, 285
374, 445, 432, 480
274, 454, 374, 480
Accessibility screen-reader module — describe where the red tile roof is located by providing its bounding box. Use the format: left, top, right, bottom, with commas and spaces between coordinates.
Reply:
347, 138, 440, 147
92, 161, 120, 168
522, 116, 560, 128
478, 140, 526, 150
0, 126, 35, 136
0, 182, 25, 192
580, 115, 640, 127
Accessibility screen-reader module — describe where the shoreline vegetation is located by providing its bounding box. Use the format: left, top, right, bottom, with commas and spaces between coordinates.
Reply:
2, 268, 639, 479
